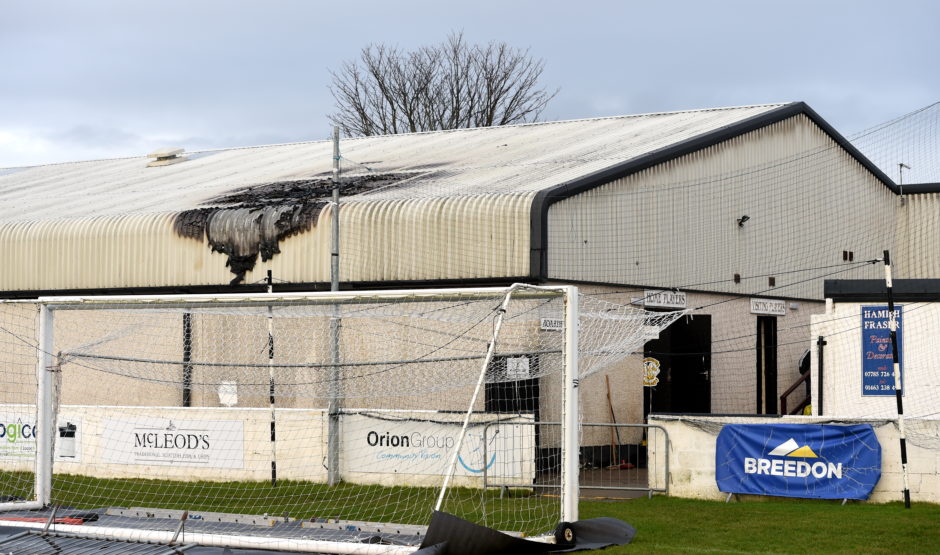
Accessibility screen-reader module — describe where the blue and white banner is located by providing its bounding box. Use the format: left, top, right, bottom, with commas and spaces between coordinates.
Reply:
716, 424, 881, 500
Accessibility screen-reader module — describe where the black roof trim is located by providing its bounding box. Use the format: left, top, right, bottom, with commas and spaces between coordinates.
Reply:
900, 183, 940, 194
825, 279, 940, 302
528, 102, 898, 281
0, 277, 529, 300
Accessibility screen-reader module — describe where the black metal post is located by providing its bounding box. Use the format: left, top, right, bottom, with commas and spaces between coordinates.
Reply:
882, 250, 911, 508
816, 336, 825, 416
182, 313, 193, 407
267, 270, 277, 487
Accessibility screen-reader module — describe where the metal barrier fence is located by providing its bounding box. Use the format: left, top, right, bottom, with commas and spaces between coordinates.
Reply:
482, 422, 669, 498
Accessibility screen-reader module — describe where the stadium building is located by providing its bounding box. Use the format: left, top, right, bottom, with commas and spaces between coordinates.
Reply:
0, 101, 931, 452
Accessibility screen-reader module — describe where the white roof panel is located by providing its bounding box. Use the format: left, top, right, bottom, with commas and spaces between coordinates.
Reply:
0, 104, 787, 223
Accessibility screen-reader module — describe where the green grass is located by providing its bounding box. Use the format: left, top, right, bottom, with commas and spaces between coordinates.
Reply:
4, 472, 939, 552
3, 471, 558, 536
580, 496, 940, 554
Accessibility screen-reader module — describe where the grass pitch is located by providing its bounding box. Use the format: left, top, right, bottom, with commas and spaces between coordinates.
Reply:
4, 472, 559, 536
580, 495, 940, 554
3, 472, 939, 552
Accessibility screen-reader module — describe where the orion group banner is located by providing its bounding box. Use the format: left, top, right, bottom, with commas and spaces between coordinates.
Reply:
716, 423, 881, 499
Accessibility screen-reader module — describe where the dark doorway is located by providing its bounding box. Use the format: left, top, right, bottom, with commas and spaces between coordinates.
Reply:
484, 355, 551, 476
756, 316, 778, 414
485, 355, 539, 414
643, 314, 711, 415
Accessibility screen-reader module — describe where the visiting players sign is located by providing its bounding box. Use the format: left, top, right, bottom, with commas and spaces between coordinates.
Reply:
715, 424, 881, 499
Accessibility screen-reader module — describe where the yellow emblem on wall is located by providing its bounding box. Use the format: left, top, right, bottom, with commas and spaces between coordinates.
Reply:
643, 357, 661, 387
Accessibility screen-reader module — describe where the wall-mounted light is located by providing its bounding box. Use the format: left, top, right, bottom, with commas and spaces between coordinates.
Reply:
737, 215, 750, 227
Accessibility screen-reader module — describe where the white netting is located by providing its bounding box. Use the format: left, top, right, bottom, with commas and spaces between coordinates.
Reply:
810, 299, 940, 445
0, 102, 938, 545
0, 286, 679, 551
849, 101, 940, 186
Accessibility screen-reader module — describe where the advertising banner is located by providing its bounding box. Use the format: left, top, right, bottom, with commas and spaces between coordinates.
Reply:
0, 411, 83, 463
343, 413, 535, 480
861, 305, 903, 396
716, 424, 880, 500
0, 412, 36, 460
101, 417, 244, 469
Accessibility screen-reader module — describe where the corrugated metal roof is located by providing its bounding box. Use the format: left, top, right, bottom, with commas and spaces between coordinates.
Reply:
0, 104, 787, 224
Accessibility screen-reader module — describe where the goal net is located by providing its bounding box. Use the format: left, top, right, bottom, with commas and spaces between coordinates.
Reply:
0, 285, 681, 553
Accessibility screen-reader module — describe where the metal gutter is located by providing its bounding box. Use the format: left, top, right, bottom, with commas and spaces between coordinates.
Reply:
0, 277, 531, 301
825, 278, 940, 302
900, 183, 940, 194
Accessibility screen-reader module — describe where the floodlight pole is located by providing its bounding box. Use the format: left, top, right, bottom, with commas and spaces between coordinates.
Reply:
882, 250, 911, 508
267, 270, 277, 487
327, 127, 342, 486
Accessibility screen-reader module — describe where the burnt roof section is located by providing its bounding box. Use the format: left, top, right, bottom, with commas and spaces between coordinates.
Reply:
173, 173, 408, 284
0, 104, 792, 224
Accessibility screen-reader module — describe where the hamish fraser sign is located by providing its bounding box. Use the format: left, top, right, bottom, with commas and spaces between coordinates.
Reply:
861, 305, 903, 396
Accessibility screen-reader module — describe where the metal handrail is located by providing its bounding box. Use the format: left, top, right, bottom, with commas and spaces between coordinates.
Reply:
780, 372, 810, 415
481, 421, 670, 494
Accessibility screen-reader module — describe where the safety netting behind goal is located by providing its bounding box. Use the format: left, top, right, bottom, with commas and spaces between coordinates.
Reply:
0, 286, 681, 552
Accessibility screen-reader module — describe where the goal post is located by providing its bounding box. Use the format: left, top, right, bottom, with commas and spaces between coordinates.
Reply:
562, 286, 579, 524
35, 303, 54, 509
0, 285, 586, 551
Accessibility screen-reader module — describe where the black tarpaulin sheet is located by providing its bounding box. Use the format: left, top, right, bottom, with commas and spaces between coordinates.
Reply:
553, 517, 637, 552
416, 511, 635, 554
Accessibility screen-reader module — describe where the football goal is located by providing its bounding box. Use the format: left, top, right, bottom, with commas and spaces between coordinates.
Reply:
0, 284, 680, 553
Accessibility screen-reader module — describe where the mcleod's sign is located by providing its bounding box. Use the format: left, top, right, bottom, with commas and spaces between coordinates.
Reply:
716, 424, 880, 500
102, 418, 244, 469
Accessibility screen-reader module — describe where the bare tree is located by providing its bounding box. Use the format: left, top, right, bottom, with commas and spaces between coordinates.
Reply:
328, 33, 557, 136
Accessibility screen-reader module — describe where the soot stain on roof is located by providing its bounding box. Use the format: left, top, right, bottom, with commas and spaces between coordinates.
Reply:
173, 174, 406, 284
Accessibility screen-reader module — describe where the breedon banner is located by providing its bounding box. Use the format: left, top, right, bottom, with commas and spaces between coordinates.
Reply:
716, 424, 881, 500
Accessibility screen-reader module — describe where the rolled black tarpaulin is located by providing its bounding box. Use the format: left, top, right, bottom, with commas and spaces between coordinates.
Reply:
417, 511, 635, 554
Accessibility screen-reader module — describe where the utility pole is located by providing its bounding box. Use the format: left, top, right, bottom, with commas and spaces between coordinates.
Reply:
328, 127, 342, 486
267, 270, 277, 486
898, 163, 910, 205
882, 250, 911, 508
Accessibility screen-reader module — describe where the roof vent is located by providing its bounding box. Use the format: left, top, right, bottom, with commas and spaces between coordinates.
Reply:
147, 147, 187, 167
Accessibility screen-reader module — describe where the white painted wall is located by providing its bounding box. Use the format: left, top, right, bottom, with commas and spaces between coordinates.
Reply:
648, 415, 939, 504
810, 301, 940, 419
548, 114, 896, 300
0, 405, 534, 489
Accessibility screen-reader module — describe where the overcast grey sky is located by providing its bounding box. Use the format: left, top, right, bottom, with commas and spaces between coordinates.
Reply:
1, 0, 937, 168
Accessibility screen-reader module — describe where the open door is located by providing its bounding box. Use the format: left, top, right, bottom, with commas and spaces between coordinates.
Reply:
756, 315, 778, 414
643, 314, 711, 415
